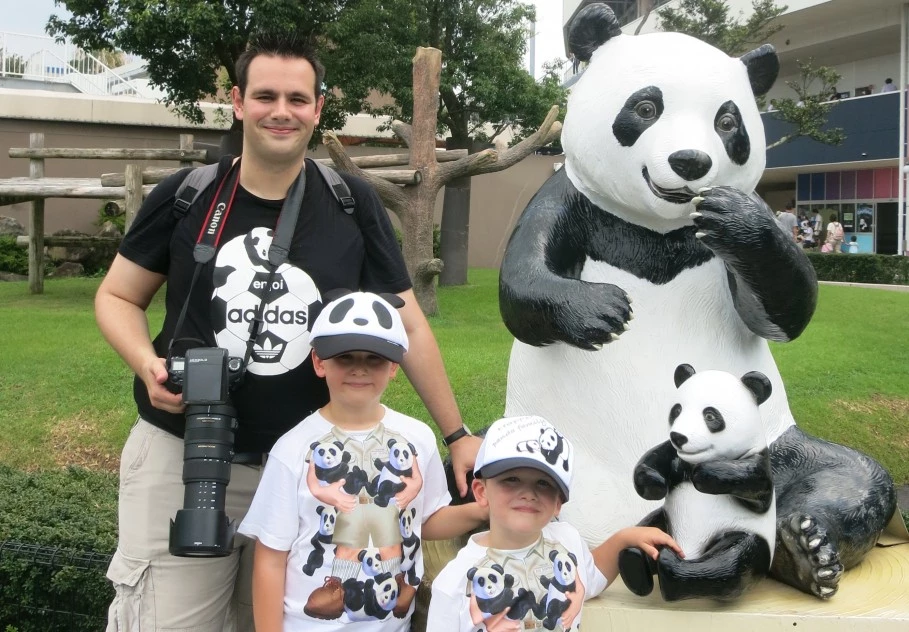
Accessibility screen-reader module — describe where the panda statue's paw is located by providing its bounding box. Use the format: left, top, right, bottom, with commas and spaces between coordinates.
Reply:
552, 283, 633, 350
618, 547, 655, 596
779, 513, 844, 599
690, 186, 775, 254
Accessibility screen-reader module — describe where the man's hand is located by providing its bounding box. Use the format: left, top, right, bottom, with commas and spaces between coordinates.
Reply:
141, 357, 184, 414
449, 434, 483, 498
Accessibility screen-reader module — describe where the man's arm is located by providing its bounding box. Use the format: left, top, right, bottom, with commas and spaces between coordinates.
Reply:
396, 289, 482, 497
95, 254, 183, 414
252, 540, 288, 632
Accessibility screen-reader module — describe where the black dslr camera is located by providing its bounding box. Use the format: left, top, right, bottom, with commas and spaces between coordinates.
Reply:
166, 347, 244, 557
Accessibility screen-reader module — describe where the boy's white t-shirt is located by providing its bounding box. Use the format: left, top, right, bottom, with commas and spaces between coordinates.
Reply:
239, 406, 451, 632
428, 522, 608, 632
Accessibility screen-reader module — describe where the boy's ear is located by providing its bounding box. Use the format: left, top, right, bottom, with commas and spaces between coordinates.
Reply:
312, 350, 326, 377
472, 478, 489, 507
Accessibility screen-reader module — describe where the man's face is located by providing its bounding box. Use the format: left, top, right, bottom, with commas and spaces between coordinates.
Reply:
231, 54, 324, 165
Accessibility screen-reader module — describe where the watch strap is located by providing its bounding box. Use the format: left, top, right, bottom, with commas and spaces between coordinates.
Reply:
443, 425, 471, 447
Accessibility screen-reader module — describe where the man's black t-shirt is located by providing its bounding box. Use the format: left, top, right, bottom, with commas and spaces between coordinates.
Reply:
119, 156, 411, 452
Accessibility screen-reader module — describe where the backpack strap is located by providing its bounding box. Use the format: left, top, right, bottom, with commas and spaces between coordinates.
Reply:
172, 162, 221, 219
171, 159, 356, 219
312, 159, 356, 215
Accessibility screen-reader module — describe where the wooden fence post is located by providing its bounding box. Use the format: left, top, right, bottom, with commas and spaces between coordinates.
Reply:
179, 134, 194, 169
28, 133, 45, 294
124, 163, 142, 233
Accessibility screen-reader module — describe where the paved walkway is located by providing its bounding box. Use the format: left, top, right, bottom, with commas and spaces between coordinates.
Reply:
819, 280, 909, 292
898, 485, 909, 510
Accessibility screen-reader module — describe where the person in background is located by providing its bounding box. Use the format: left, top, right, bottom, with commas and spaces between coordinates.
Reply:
776, 203, 799, 241
846, 236, 859, 253
880, 77, 897, 93
825, 214, 845, 253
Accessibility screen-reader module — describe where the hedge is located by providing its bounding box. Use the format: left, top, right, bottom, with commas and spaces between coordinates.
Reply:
0, 466, 117, 632
806, 252, 909, 285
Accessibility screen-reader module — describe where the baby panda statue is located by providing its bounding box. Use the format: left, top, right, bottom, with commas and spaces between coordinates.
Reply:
499, 2, 896, 599
619, 365, 776, 601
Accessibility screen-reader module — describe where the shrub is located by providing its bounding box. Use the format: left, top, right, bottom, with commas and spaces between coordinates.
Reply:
0, 466, 117, 632
806, 252, 909, 285
0, 236, 30, 276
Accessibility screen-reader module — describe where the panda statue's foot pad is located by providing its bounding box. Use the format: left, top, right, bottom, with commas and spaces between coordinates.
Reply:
618, 547, 655, 596
779, 513, 844, 599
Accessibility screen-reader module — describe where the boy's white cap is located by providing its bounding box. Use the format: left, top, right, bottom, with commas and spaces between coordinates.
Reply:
473, 415, 574, 501
310, 291, 408, 363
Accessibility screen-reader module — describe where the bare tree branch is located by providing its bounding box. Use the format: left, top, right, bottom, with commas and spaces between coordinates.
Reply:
439, 104, 562, 179
392, 120, 413, 147
323, 131, 409, 215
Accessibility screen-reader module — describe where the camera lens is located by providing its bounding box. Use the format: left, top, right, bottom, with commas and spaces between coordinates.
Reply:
169, 400, 239, 557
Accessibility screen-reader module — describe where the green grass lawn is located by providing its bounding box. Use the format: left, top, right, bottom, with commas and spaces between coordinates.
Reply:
0, 271, 907, 486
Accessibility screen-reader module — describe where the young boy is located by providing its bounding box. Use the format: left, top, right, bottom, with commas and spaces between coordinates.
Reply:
428, 415, 682, 631
239, 291, 486, 632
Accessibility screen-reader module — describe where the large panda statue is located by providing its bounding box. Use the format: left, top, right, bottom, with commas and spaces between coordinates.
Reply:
499, 2, 896, 599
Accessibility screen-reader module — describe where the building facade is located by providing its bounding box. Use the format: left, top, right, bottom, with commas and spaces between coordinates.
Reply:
561, 0, 909, 255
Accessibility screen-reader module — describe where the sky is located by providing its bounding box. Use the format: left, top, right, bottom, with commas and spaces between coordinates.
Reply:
6, 0, 566, 80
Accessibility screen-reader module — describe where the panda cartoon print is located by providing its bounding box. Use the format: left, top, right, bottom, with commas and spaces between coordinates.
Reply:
301, 505, 338, 576
537, 550, 582, 630
499, 2, 895, 599
619, 365, 777, 600
309, 439, 368, 495
370, 439, 418, 507
466, 564, 537, 627
399, 508, 421, 586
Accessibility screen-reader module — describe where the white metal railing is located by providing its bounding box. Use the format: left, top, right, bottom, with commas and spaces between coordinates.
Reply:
0, 31, 153, 98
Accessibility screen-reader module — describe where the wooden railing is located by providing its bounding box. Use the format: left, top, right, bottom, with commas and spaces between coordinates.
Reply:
1, 135, 467, 294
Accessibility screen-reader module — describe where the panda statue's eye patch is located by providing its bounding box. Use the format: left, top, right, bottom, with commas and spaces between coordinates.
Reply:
669, 403, 682, 426
613, 86, 664, 147
702, 407, 726, 433
714, 100, 750, 165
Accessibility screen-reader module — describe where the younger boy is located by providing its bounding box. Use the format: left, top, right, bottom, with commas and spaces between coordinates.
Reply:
428, 415, 681, 631
239, 291, 486, 632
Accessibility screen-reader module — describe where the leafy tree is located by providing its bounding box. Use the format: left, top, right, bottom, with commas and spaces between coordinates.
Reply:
767, 59, 844, 149
325, 0, 563, 147
657, 0, 785, 56
46, 0, 350, 135
656, 0, 843, 149
324, 0, 567, 285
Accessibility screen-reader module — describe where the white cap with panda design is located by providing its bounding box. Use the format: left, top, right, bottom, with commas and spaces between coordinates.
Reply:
474, 415, 574, 502
310, 291, 409, 363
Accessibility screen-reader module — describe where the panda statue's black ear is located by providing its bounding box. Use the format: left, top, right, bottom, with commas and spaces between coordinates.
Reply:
568, 2, 622, 63
740, 44, 779, 96
674, 364, 696, 388
378, 292, 405, 309
741, 371, 772, 405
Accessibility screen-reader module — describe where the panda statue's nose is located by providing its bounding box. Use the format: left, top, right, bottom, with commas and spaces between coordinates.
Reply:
668, 150, 712, 181
670, 431, 688, 447
354, 318, 368, 326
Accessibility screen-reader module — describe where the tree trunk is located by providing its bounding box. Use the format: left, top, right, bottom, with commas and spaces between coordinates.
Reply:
401, 185, 444, 315
439, 137, 471, 286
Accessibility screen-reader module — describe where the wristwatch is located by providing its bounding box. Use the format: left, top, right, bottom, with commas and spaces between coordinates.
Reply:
442, 425, 472, 447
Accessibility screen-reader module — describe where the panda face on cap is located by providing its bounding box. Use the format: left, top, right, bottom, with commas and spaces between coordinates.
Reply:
310, 291, 408, 363
562, 31, 768, 231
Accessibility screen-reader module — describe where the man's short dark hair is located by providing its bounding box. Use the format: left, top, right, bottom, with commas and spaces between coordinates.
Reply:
235, 31, 325, 98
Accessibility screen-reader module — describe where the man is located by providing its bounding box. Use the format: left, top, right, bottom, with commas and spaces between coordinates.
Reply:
95, 32, 479, 632
881, 77, 897, 93
776, 202, 799, 241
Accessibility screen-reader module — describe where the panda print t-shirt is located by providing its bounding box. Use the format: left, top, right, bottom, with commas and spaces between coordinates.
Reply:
239, 406, 451, 632
427, 522, 607, 632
